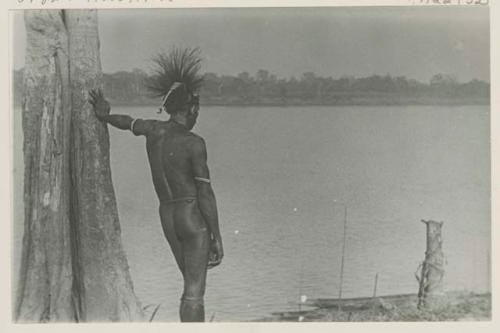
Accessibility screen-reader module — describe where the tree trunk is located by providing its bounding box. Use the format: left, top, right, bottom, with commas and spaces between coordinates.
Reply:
16, 9, 144, 322
65, 10, 143, 321
16, 10, 74, 322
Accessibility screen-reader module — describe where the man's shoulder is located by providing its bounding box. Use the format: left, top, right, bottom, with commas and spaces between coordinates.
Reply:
184, 132, 206, 152
185, 131, 205, 143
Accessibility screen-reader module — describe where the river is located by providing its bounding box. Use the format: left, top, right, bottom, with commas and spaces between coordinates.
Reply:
12, 105, 490, 321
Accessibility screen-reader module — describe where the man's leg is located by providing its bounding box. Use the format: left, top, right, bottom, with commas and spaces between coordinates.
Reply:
179, 229, 210, 322
159, 204, 185, 273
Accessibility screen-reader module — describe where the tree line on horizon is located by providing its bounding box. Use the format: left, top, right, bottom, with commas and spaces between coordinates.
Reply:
13, 68, 490, 106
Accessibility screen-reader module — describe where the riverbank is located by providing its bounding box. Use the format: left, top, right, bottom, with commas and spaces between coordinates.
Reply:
257, 291, 491, 322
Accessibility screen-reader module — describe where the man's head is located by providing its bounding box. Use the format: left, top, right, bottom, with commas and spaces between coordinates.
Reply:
148, 47, 204, 130
160, 82, 200, 130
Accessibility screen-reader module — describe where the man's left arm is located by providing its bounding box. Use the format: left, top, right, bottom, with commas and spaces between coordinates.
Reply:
191, 136, 224, 268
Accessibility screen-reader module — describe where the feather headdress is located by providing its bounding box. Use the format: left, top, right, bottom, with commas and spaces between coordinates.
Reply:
147, 47, 203, 114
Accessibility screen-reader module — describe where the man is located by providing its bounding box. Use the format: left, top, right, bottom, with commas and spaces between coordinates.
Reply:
88, 82, 223, 322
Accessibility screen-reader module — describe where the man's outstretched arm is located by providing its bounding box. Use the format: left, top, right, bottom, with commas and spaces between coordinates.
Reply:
191, 137, 224, 267
88, 88, 154, 136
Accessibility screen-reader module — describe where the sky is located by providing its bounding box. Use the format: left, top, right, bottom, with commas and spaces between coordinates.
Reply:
12, 6, 490, 82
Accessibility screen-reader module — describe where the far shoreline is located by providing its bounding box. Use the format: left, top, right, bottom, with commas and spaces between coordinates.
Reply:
100, 99, 491, 108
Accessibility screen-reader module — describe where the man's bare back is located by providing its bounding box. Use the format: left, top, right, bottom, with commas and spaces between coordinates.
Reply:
139, 119, 202, 201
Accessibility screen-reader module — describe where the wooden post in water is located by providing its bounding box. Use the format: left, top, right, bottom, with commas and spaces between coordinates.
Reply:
337, 203, 348, 311
298, 260, 304, 312
372, 273, 379, 298
417, 220, 445, 309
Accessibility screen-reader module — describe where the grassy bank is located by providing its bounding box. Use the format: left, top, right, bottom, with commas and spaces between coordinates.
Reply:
258, 291, 491, 322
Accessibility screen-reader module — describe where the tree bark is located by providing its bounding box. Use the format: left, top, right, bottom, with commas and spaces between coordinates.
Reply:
65, 10, 143, 321
16, 9, 144, 322
16, 10, 74, 322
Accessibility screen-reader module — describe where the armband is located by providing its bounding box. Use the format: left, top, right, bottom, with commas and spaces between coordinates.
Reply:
194, 177, 211, 184
130, 118, 139, 134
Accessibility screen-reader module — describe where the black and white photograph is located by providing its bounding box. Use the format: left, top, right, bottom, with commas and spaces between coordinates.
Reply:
8, 1, 492, 323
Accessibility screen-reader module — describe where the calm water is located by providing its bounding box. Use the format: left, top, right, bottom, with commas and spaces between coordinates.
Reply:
12, 105, 490, 321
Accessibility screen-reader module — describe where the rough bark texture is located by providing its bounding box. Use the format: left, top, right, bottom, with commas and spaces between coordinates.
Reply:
16, 9, 144, 322
16, 10, 74, 323
417, 220, 445, 309
66, 10, 143, 321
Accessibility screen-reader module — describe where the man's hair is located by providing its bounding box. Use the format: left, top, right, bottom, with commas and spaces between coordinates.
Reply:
147, 47, 203, 114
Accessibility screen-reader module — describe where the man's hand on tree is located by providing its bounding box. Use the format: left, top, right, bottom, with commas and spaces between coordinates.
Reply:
208, 237, 224, 269
88, 88, 110, 120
